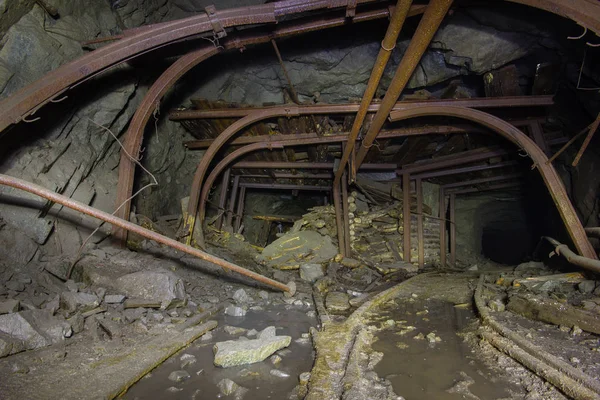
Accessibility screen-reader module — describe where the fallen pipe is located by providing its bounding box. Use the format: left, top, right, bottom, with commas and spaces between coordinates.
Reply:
542, 236, 600, 274
475, 276, 600, 398
0, 174, 292, 294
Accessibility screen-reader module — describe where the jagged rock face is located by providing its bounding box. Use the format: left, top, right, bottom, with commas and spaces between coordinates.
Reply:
190, 5, 551, 105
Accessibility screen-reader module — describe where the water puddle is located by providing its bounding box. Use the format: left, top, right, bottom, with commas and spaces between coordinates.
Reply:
124, 305, 316, 399
372, 298, 515, 400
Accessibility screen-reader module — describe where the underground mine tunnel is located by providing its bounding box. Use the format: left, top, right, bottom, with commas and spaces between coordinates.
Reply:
2, 0, 600, 399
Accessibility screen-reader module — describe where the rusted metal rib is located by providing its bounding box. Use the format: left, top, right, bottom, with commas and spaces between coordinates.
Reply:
0, 0, 400, 134
341, 172, 352, 256
441, 173, 522, 189
334, 0, 414, 184
171, 96, 554, 120
0, 174, 291, 293
232, 161, 397, 169
389, 106, 596, 259
113, 6, 402, 242
354, 0, 454, 169
414, 160, 518, 180
333, 179, 346, 257
239, 183, 331, 191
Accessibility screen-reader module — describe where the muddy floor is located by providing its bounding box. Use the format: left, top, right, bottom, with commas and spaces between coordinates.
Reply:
124, 304, 316, 399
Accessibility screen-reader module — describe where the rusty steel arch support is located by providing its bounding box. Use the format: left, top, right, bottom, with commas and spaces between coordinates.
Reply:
388, 106, 597, 259
0, 0, 398, 134
112, 5, 409, 243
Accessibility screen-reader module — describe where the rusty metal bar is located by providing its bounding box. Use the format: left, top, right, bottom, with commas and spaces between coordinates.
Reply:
449, 192, 456, 266
234, 186, 246, 232
233, 161, 397, 169
239, 183, 331, 191
415, 160, 518, 180
528, 120, 550, 156
225, 175, 240, 229
449, 181, 523, 195
334, 0, 414, 185
333, 178, 346, 257
0, 174, 291, 293
271, 39, 300, 104
439, 187, 446, 268
184, 125, 475, 149
397, 147, 510, 175
403, 172, 411, 263
416, 177, 424, 268
215, 169, 231, 229
541, 237, 600, 274
388, 105, 597, 259
341, 172, 352, 256
272, 172, 332, 179
441, 173, 522, 190
572, 112, 600, 167
172, 96, 554, 120
354, 0, 455, 169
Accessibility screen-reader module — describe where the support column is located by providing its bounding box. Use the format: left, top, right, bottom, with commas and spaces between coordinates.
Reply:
416, 177, 424, 268
234, 186, 246, 233
341, 173, 352, 257
215, 169, 231, 230
333, 179, 347, 257
449, 193, 456, 266
439, 187, 446, 268
403, 173, 411, 263
225, 175, 240, 229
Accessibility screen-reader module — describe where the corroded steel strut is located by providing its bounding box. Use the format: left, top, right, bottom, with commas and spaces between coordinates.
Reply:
0, 174, 292, 293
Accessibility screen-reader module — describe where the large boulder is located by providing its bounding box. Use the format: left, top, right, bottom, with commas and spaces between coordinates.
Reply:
213, 326, 291, 368
0, 310, 71, 357
257, 231, 337, 270
115, 271, 186, 309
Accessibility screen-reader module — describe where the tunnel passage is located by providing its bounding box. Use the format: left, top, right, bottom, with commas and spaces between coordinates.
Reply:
480, 208, 533, 264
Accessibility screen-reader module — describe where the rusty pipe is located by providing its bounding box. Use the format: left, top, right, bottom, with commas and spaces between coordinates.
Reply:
333, 179, 346, 256
334, 0, 414, 185
542, 237, 600, 274
354, 0, 454, 168
0, 174, 292, 293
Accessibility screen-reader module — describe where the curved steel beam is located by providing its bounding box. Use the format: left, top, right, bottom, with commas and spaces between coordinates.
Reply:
388, 106, 596, 259
0, 0, 389, 135
113, 5, 405, 242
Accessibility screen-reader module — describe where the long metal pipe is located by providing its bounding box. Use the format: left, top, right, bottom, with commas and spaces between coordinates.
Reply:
542, 237, 600, 274
232, 161, 397, 169
0, 174, 291, 293
354, 0, 454, 169
388, 106, 597, 259
333, 0, 414, 185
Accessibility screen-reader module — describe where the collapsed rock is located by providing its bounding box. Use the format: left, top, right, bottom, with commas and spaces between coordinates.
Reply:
326, 291, 350, 312
257, 231, 337, 270
0, 310, 71, 357
0, 299, 19, 315
115, 271, 185, 309
60, 292, 100, 316
213, 326, 291, 368
299, 263, 325, 283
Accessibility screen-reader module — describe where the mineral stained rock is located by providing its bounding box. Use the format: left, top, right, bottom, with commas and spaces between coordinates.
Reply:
115, 271, 185, 309
257, 231, 337, 270
213, 326, 291, 368
326, 291, 350, 312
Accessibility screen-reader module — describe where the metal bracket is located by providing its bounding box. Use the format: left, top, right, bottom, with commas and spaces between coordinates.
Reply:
205, 5, 226, 39
346, 0, 357, 18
